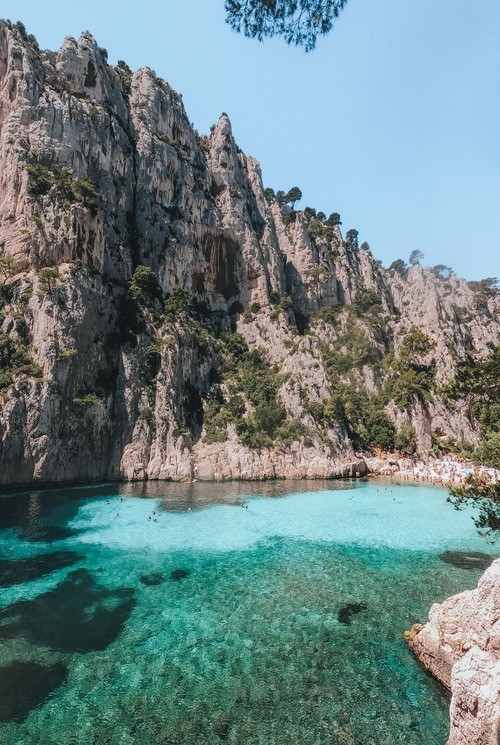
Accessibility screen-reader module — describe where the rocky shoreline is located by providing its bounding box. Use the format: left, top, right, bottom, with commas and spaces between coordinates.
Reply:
405, 560, 500, 745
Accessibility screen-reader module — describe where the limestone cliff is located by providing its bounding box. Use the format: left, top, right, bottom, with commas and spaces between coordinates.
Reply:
1, 19, 499, 486
406, 559, 500, 745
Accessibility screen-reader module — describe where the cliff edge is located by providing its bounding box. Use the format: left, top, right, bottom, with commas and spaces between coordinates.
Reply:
1, 20, 499, 486
405, 559, 500, 745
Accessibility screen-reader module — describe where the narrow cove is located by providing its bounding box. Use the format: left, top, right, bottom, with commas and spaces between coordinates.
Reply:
0, 479, 498, 745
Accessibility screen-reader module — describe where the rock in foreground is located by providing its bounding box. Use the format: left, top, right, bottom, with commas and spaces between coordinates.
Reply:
405, 558, 500, 745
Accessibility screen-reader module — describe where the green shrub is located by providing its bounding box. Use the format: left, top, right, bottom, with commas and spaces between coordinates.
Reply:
72, 177, 99, 204
164, 286, 189, 319
128, 266, 163, 309
138, 406, 155, 425
354, 288, 382, 316
395, 424, 418, 454
0, 333, 42, 391
72, 393, 101, 407
0, 254, 16, 281
25, 163, 53, 195
37, 267, 60, 294
58, 348, 78, 360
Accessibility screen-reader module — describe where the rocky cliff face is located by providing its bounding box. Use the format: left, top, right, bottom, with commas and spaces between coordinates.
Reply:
406, 559, 500, 745
1, 19, 499, 486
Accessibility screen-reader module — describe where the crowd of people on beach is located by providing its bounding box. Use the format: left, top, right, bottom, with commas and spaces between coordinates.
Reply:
391, 454, 500, 486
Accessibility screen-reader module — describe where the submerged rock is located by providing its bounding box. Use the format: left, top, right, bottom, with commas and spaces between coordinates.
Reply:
337, 603, 367, 625
140, 572, 164, 586
0, 551, 82, 587
170, 568, 190, 581
0, 660, 67, 722
0, 568, 135, 652
439, 550, 494, 571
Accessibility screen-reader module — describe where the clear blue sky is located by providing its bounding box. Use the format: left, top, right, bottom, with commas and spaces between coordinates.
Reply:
3, 0, 499, 281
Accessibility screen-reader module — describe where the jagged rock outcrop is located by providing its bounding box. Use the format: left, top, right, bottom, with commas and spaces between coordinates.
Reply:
405, 559, 500, 745
1, 20, 500, 486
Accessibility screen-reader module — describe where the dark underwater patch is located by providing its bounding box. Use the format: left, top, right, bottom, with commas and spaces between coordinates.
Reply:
439, 551, 494, 571
140, 572, 164, 586
170, 568, 190, 581
338, 603, 367, 625
0, 551, 83, 588
0, 568, 135, 653
22, 526, 82, 543
0, 660, 68, 723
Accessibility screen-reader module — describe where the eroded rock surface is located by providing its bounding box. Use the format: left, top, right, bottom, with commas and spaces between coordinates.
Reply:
1, 20, 500, 486
405, 559, 500, 745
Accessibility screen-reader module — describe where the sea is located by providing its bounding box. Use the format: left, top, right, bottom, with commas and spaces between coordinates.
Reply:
0, 478, 498, 745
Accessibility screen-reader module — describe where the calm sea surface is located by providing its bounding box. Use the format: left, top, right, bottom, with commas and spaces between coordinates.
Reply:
0, 478, 498, 745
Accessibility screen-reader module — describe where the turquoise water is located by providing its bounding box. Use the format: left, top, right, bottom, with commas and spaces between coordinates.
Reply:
0, 478, 498, 745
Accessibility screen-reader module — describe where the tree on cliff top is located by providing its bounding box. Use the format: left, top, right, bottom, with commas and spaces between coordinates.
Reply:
225, 0, 349, 51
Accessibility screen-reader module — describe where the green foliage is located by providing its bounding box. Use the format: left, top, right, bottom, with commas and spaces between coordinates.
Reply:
37, 267, 60, 294
394, 424, 417, 454
311, 305, 340, 325
387, 327, 435, 410
225, 0, 349, 52
391, 365, 434, 411
275, 417, 305, 447
72, 177, 99, 205
217, 337, 290, 448
164, 286, 189, 319
203, 387, 245, 444
58, 348, 78, 360
475, 433, 500, 468
409, 250, 424, 265
388, 259, 407, 275
282, 209, 298, 226
0, 283, 14, 310
0, 333, 42, 391
72, 393, 101, 407
400, 327, 432, 362
353, 288, 382, 316
325, 212, 341, 226
467, 277, 499, 295
220, 332, 248, 363
322, 381, 394, 450
432, 265, 452, 280
345, 229, 359, 248
128, 266, 164, 310
50, 166, 74, 201
0, 254, 17, 281
444, 345, 500, 463
25, 163, 99, 206
307, 218, 334, 240
364, 408, 396, 450
284, 186, 302, 207
446, 346, 500, 533
142, 337, 162, 381
138, 406, 155, 426
264, 187, 276, 204
444, 346, 500, 406
448, 474, 500, 535
321, 319, 381, 375
25, 163, 53, 196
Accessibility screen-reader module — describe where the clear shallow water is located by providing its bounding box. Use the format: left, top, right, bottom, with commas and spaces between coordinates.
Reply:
0, 479, 498, 745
